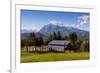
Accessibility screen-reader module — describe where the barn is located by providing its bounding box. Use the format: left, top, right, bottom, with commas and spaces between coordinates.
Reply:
48, 40, 70, 52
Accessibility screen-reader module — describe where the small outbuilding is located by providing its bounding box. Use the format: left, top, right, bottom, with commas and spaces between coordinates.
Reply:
48, 40, 70, 52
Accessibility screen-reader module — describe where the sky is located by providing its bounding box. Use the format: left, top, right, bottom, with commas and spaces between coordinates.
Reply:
21, 9, 90, 31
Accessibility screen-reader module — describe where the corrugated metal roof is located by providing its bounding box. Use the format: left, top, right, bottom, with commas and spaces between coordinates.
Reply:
48, 40, 70, 45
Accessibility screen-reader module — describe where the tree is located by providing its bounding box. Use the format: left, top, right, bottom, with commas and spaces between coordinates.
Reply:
53, 32, 57, 40
45, 34, 53, 45
64, 35, 69, 40
80, 40, 89, 52
80, 41, 85, 52
35, 36, 44, 46
21, 38, 30, 52
29, 32, 35, 38
86, 40, 89, 52
75, 40, 83, 52
57, 31, 62, 40
28, 32, 36, 46
21, 39, 25, 48
69, 32, 78, 52
69, 32, 77, 45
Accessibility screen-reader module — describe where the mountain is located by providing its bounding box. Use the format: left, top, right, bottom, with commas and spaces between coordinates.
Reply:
21, 23, 89, 39
39, 24, 89, 39
21, 30, 45, 37
21, 30, 35, 37
21, 29, 37, 33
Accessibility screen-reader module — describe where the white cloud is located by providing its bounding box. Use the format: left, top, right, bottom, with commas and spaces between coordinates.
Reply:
48, 15, 90, 30
64, 24, 76, 27
49, 20, 64, 26
76, 15, 90, 31
48, 16, 90, 31
77, 15, 89, 25
24, 15, 90, 32
22, 24, 39, 31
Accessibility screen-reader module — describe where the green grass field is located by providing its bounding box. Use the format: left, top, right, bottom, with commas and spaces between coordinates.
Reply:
21, 51, 89, 63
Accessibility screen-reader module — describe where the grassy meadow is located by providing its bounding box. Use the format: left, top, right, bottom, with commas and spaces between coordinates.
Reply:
21, 51, 89, 63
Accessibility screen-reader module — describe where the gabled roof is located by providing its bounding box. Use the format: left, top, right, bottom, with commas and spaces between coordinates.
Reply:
48, 40, 70, 45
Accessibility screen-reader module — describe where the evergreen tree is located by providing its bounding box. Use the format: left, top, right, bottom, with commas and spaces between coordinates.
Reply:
39, 36, 44, 46
28, 32, 36, 46
69, 32, 78, 52
53, 32, 57, 40
69, 32, 77, 45
57, 31, 62, 40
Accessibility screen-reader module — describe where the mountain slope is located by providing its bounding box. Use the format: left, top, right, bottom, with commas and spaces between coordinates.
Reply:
39, 24, 89, 39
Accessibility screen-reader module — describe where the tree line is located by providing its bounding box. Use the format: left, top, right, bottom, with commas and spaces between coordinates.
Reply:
21, 31, 89, 52
21, 32, 44, 47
